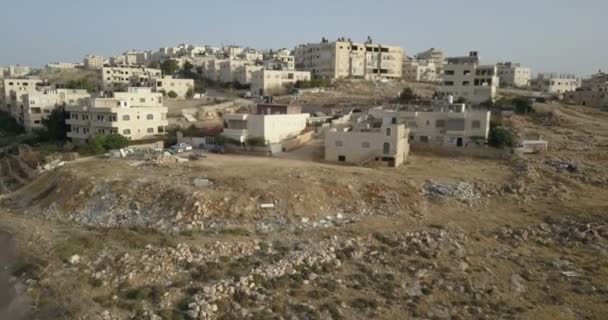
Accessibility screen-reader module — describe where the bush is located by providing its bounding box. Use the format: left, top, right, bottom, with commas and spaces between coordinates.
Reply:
87, 134, 130, 154
160, 59, 179, 76
167, 91, 178, 98
512, 97, 534, 114
40, 105, 70, 141
488, 126, 516, 149
0, 110, 25, 135
245, 136, 266, 147
294, 78, 330, 89
185, 88, 194, 99
398, 87, 419, 104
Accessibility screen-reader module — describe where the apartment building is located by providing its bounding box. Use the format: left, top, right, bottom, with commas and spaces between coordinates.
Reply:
46, 62, 81, 70
0, 66, 7, 78
415, 48, 444, 74
201, 58, 226, 82
371, 102, 491, 147
294, 38, 404, 80
21, 89, 90, 131
497, 62, 531, 88
101, 66, 162, 91
84, 55, 106, 69
151, 76, 194, 98
222, 104, 309, 144
530, 73, 581, 94
66, 87, 168, 144
263, 51, 295, 71
218, 59, 249, 83
2, 78, 45, 121
564, 71, 608, 108
234, 65, 264, 85
251, 69, 311, 96
8, 65, 31, 77
438, 52, 499, 104
325, 115, 409, 167
402, 58, 438, 82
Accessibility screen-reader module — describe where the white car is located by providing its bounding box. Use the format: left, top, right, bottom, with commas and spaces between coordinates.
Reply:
170, 143, 193, 153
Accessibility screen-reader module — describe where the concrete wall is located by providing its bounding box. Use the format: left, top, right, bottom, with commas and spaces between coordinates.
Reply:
248, 113, 310, 143
151, 76, 194, 98
251, 70, 311, 96
440, 63, 498, 104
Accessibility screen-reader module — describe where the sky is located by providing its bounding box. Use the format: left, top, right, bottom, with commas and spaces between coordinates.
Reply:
0, 0, 606, 76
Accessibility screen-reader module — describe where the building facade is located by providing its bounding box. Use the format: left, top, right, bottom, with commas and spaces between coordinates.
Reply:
151, 76, 194, 98
22, 89, 90, 132
325, 115, 409, 167
402, 58, 438, 82
415, 48, 444, 75
2, 78, 45, 122
66, 87, 168, 144
83, 55, 105, 69
8, 65, 31, 77
101, 66, 162, 91
564, 71, 608, 108
438, 52, 499, 104
294, 38, 404, 80
530, 73, 580, 94
497, 62, 531, 88
251, 69, 311, 96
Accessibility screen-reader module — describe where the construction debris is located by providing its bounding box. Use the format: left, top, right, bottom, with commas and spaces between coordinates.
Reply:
423, 181, 480, 200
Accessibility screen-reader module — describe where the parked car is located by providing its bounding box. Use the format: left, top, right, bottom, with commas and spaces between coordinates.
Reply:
170, 143, 193, 153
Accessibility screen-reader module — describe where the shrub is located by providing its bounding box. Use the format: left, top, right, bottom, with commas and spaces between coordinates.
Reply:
185, 88, 194, 99
512, 97, 534, 114
87, 133, 130, 154
0, 110, 25, 135
40, 105, 70, 141
488, 126, 516, 149
398, 87, 419, 104
245, 136, 266, 147
167, 91, 178, 98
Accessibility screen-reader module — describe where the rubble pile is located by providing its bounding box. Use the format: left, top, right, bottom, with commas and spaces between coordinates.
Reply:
423, 181, 481, 200
147, 154, 188, 166
495, 218, 608, 248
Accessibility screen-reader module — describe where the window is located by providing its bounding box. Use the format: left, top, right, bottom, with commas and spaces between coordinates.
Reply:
472, 120, 481, 129
146, 114, 154, 120
140, 98, 146, 103
123, 129, 131, 135
362, 142, 370, 148
435, 120, 446, 128
147, 128, 154, 133
157, 126, 165, 133
122, 115, 130, 121
383, 142, 390, 154
335, 140, 343, 147
386, 128, 391, 136
420, 136, 429, 143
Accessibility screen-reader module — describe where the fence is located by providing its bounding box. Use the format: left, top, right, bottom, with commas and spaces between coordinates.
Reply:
409, 143, 511, 160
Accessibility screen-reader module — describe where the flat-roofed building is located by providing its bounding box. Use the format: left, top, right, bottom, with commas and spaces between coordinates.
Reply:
439, 51, 499, 104
101, 66, 162, 91
2, 78, 45, 121
415, 48, 444, 74
22, 89, 90, 131
325, 115, 409, 167
531, 73, 581, 94
66, 87, 168, 144
402, 57, 438, 82
84, 55, 106, 69
151, 76, 194, 98
294, 37, 404, 80
564, 71, 608, 108
251, 69, 310, 96
222, 110, 309, 144
8, 65, 31, 77
497, 62, 531, 87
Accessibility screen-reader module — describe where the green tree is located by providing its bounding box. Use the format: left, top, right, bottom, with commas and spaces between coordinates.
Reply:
41, 105, 70, 141
66, 78, 96, 93
398, 87, 418, 104
246, 136, 266, 146
0, 110, 25, 135
181, 61, 197, 79
185, 88, 194, 99
88, 134, 130, 154
160, 59, 179, 75
488, 126, 516, 149
512, 97, 534, 114
167, 91, 178, 98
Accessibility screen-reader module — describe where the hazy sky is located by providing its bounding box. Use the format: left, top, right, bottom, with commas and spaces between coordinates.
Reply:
1, 0, 606, 76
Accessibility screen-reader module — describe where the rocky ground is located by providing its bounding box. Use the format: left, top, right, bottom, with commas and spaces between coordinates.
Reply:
0, 101, 607, 319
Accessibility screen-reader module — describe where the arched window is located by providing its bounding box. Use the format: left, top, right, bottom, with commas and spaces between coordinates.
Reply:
122, 115, 130, 121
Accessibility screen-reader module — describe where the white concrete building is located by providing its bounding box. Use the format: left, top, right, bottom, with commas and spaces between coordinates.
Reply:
21, 89, 90, 131
222, 105, 309, 144
2, 78, 45, 122
151, 76, 194, 98
46, 62, 81, 70
564, 71, 608, 108
101, 66, 162, 91
402, 58, 438, 82
439, 52, 499, 104
325, 115, 409, 167
415, 48, 445, 75
219, 59, 249, 83
371, 102, 491, 147
66, 87, 168, 144
530, 73, 580, 94
497, 62, 531, 88
234, 65, 264, 85
294, 38, 404, 80
251, 69, 311, 96
8, 65, 31, 77
84, 55, 106, 69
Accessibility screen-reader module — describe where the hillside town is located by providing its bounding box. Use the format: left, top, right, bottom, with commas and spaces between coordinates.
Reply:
1, 30, 608, 320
